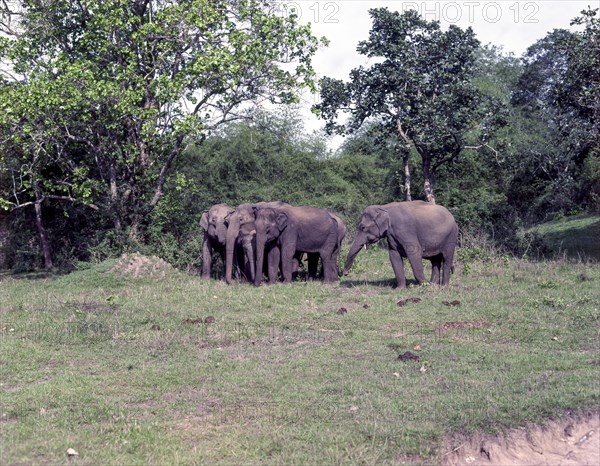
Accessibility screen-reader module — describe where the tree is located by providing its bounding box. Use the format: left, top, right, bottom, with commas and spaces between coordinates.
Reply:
0, 0, 324, 268
314, 8, 503, 203
510, 7, 599, 218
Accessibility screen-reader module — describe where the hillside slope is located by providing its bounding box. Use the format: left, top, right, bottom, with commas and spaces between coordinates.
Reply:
526, 214, 599, 260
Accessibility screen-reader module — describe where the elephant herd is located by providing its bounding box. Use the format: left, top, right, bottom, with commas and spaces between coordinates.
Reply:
200, 200, 459, 289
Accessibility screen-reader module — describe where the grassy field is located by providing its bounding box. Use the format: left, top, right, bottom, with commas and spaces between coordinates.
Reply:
525, 213, 600, 261
1, 244, 599, 464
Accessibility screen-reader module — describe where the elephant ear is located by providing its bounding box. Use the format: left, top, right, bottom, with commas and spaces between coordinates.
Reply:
276, 212, 288, 231
200, 212, 209, 230
373, 208, 390, 235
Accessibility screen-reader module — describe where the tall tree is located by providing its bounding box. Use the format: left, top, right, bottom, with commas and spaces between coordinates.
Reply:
0, 0, 323, 267
510, 7, 599, 218
315, 8, 502, 203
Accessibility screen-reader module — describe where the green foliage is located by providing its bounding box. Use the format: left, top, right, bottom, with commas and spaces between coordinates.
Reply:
315, 9, 505, 202
0, 0, 323, 268
508, 8, 600, 220
176, 107, 387, 227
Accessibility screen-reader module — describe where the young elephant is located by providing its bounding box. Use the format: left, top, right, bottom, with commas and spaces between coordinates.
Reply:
254, 205, 340, 285
344, 201, 458, 288
199, 203, 237, 280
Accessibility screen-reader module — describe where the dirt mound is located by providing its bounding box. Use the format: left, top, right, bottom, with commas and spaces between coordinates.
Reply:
110, 252, 175, 278
444, 411, 599, 465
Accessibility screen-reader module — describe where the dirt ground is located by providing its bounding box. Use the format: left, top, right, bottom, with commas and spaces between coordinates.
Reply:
110, 252, 175, 278
444, 411, 600, 465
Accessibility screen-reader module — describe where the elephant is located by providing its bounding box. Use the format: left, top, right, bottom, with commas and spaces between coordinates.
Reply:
199, 203, 241, 280
254, 205, 341, 285
224, 201, 289, 284
295, 211, 347, 279
343, 201, 458, 288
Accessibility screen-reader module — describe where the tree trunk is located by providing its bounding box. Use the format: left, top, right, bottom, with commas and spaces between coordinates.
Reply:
109, 161, 122, 230
150, 135, 184, 208
32, 180, 53, 270
0, 210, 8, 269
396, 115, 413, 201
403, 150, 412, 201
422, 154, 436, 204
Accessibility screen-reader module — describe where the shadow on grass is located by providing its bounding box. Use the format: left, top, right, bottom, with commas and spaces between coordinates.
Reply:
541, 218, 600, 261
0, 270, 56, 281
340, 278, 420, 288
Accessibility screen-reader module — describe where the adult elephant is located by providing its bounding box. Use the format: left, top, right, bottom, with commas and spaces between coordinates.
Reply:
343, 201, 458, 288
199, 203, 238, 280
224, 201, 289, 284
296, 211, 347, 279
254, 205, 340, 285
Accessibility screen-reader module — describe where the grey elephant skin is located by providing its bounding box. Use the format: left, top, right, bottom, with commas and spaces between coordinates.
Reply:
199, 203, 239, 280
254, 205, 341, 285
296, 211, 347, 279
343, 201, 458, 288
224, 201, 289, 284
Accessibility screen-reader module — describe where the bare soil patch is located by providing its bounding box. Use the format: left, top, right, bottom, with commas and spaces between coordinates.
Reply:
110, 252, 175, 278
444, 411, 600, 465
437, 321, 492, 332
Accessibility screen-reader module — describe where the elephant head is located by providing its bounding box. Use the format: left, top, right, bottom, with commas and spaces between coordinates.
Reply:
199, 203, 235, 280
200, 203, 234, 245
224, 204, 257, 284
343, 206, 389, 275
253, 207, 287, 286
225, 202, 289, 285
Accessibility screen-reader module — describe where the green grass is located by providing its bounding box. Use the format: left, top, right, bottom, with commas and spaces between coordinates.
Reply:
526, 214, 600, 260
1, 249, 599, 465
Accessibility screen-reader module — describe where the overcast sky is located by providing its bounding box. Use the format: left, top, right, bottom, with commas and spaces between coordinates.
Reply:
282, 0, 596, 146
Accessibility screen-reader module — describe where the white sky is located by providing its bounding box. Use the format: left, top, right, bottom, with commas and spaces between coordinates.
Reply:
279, 0, 598, 147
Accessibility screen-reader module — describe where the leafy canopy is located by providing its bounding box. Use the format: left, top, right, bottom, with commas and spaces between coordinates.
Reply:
315, 8, 504, 201
0, 0, 325, 215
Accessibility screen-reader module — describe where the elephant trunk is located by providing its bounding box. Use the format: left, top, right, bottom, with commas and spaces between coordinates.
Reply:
245, 236, 256, 282
225, 214, 240, 284
343, 234, 368, 275
254, 233, 267, 287
216, 223, 228, 245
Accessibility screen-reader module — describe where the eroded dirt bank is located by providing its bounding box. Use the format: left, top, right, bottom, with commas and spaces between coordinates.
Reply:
444, 411, 599, 465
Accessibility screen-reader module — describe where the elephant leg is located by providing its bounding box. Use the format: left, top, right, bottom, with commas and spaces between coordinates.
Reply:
280, 243, 296, 283
267, 245, 280, 284
406, 252, 426, 284
307, 253, 319, 280
389, 249, 407, 289
321, 255, 337, 283
237, 246, 251, 281
442, 248, 455, 286
332, 249, 342, 277
292, 251, 303, 280
201, 234, 212, 279
430, 255, 442, 285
